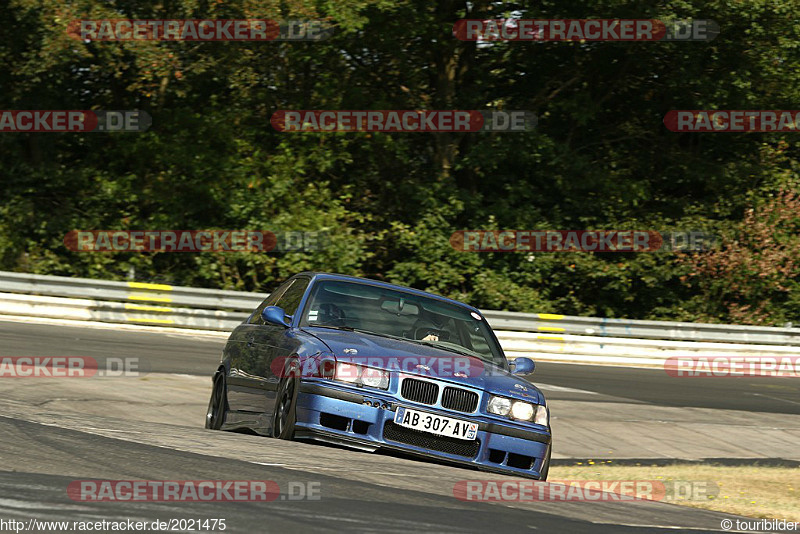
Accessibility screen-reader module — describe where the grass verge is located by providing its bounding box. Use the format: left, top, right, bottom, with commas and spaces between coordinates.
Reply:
550, 462, 799, 522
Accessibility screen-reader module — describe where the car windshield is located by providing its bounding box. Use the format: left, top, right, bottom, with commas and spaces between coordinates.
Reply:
301, 279, 505, 367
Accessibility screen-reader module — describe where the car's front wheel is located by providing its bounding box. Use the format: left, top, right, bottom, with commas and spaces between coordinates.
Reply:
272, 375, 298, 440
205, 373, 228, 430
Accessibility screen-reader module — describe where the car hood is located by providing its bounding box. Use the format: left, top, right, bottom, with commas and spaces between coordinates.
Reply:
302, 327, 543, 404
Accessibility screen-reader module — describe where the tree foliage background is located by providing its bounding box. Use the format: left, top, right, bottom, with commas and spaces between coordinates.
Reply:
1, 0, 799, 325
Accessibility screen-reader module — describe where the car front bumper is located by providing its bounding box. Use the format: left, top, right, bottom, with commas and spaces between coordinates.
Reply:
295, 381, 552, 479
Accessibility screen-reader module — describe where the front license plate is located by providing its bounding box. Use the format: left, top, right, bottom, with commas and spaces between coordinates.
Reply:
394, 407, 478, 440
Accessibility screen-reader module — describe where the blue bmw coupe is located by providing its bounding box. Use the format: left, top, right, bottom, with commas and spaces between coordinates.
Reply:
205, 273, 552, 479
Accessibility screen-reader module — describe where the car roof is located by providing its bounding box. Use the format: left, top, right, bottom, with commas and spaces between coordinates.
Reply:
294, 272, 482, 314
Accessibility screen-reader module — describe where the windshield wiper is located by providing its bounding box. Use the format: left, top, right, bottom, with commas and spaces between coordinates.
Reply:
414, 340, 483, 358
305, 324, 355, 331
305, 325, 403, 340
350, 328, 409, 341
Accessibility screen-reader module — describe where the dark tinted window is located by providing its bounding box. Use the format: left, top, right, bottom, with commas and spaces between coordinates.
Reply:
248, 279, 295, 325
275, 277, 310, 316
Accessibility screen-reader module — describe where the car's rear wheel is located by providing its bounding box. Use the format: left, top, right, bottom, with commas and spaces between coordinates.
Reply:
273, 374, 298, 440
205, 373, 228, 430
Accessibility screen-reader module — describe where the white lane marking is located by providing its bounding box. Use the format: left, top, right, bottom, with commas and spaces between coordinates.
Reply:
363, 476, 441, 478
0, 498, 88, 511
23, 421, 142, 434
171, 374, 208, 380
750, 393, 800, 406
535, 383, 600, 395
84, 427, 142, 433
250, 462, 420, 474
0, 314, 229, 338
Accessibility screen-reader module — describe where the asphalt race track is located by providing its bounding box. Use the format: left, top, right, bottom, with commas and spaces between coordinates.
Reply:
4, 319, 798, 413
0, 319, 785, 532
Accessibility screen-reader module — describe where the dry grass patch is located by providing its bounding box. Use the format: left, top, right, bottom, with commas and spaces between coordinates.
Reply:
550, 462, 800, 522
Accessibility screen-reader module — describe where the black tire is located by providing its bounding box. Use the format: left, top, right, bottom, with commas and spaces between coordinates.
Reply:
272, 374, 298, 440
205, 373, 228, 430
539, 445, 552, 481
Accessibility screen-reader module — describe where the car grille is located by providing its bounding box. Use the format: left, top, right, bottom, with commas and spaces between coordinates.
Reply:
400, 378, 438, 405
441, 387, 479, 413
383, 421, 480, 458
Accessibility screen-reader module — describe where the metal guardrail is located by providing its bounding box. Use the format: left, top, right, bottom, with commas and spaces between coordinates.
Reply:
0, 271, 261, 329
485, 310, 800, 346
2, 270, 799, 366
2, 270, 798, 342
0, 271, 265, 311
0, 292, 249, 330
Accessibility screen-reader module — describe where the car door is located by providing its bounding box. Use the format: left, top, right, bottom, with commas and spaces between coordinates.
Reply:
252, 276, 311, 420
226, 279, 294, 414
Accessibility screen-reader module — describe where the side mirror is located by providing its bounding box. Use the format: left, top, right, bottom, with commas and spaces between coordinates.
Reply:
262, 306, 290, 328
510, 357, 535, 375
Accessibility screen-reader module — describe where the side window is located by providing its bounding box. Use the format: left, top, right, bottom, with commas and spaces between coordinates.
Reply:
248, 279, 294, 325
274, 277, 310, 317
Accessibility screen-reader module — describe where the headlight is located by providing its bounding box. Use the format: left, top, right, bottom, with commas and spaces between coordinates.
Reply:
487, 396, 512, 416
333, 363, 389, 390
488, 395, 548, 426
361, 367, 390, 389
335, 362, 359, 383
534, 404, 549, 426
511, 401, 535, 421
